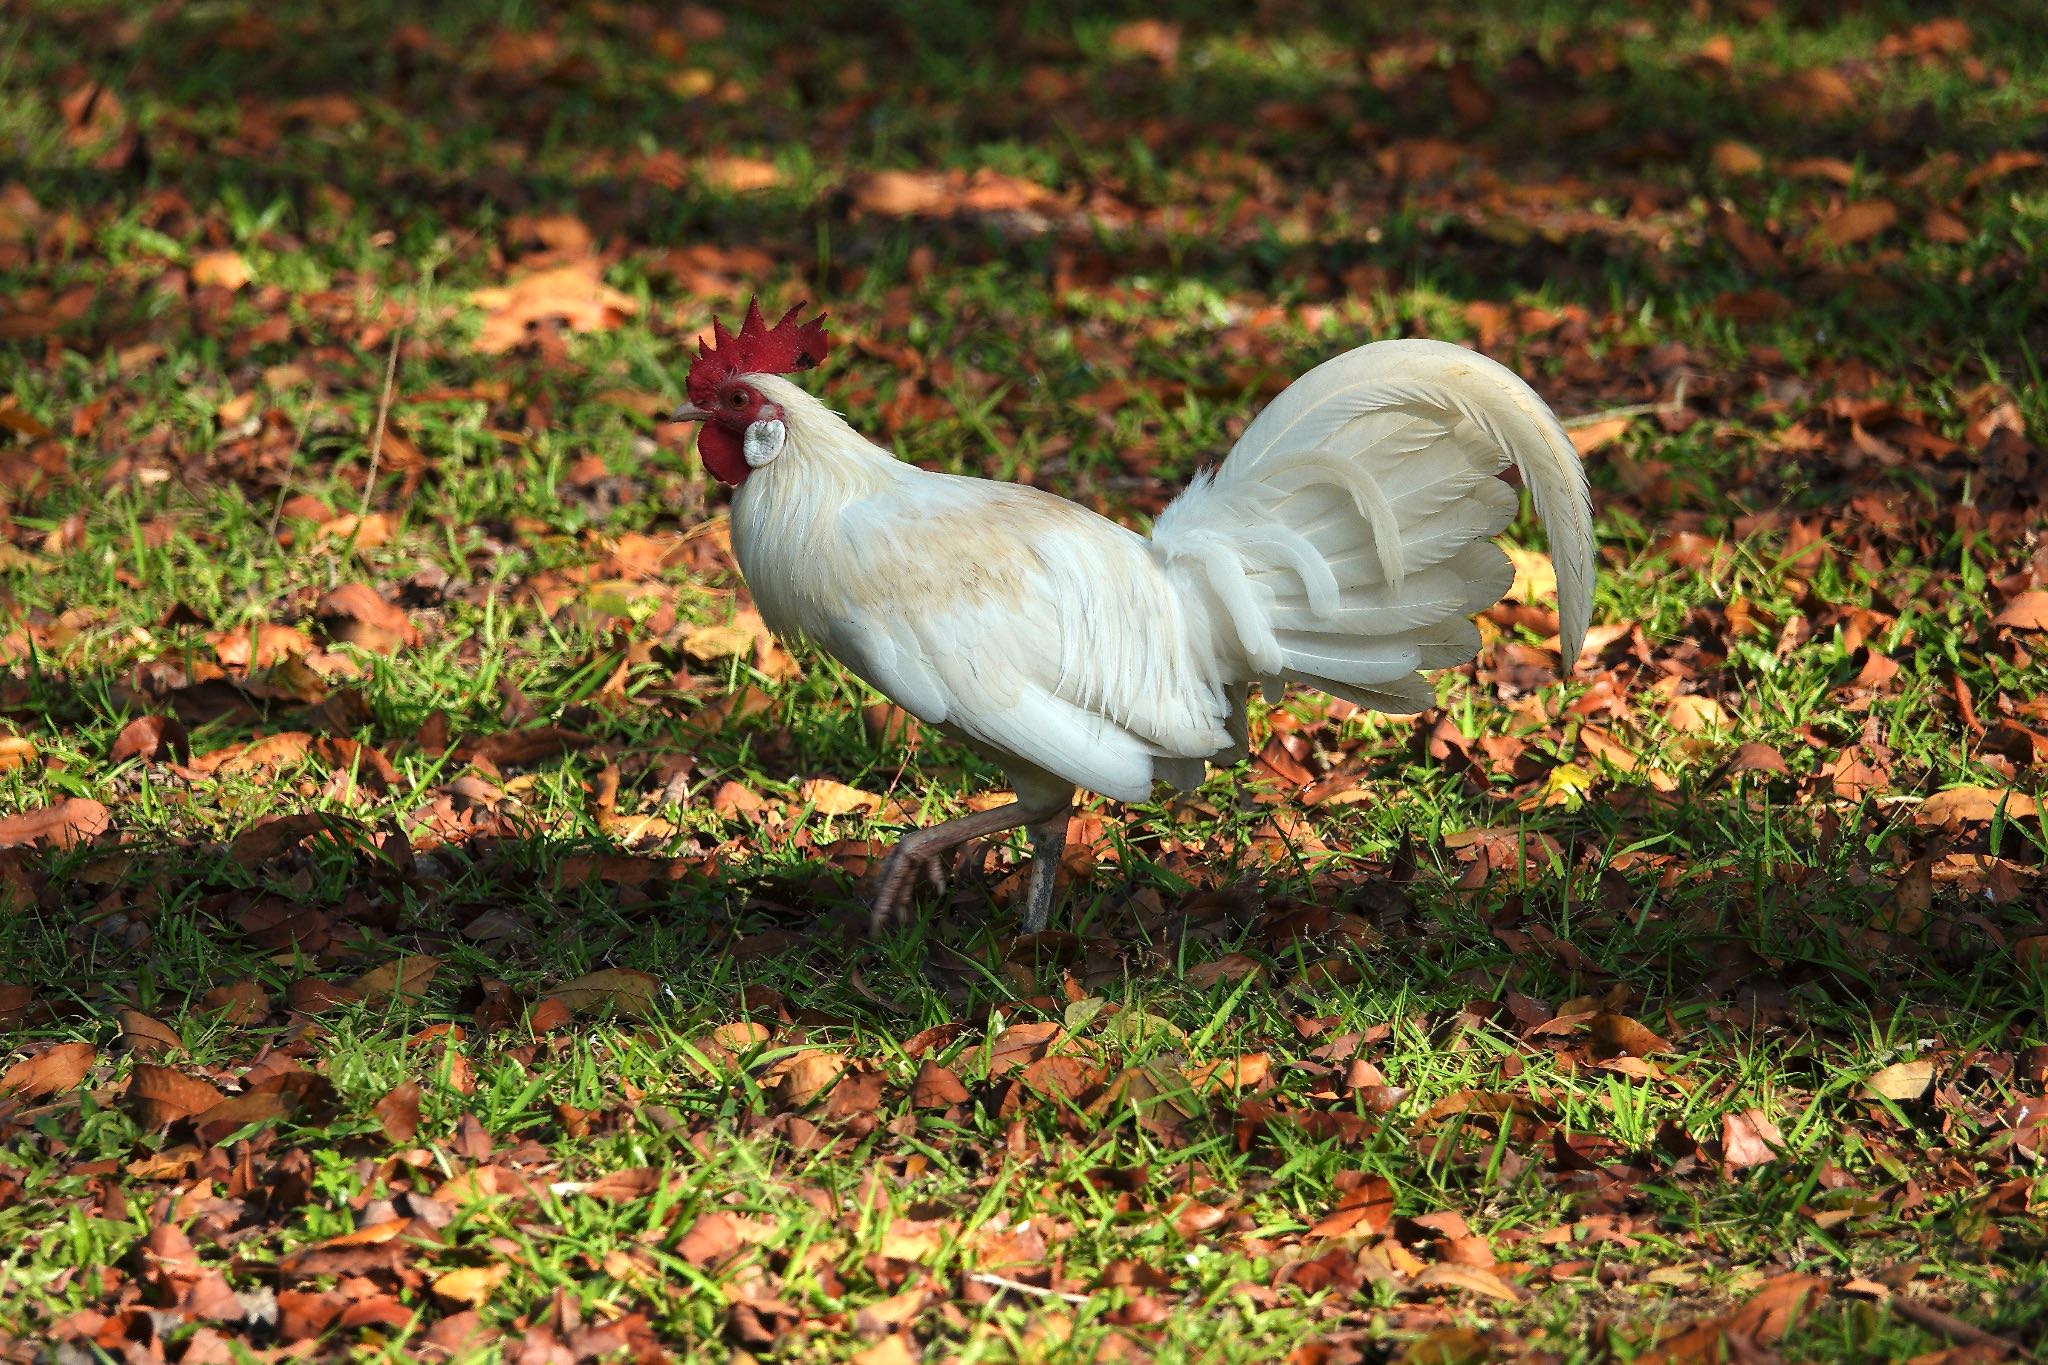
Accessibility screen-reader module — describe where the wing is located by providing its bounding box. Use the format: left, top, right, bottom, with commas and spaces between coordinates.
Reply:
809, 476, 1233, 802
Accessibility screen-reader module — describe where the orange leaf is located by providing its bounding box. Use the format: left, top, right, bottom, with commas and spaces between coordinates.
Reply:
1810, 199, 1898, 249
1993, 589, 2048, 631
0, 1041, 94, 1098
0, 797, 110, 849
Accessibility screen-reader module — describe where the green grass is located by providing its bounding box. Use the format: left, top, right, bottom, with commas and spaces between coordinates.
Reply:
1, 0, 2046, 1360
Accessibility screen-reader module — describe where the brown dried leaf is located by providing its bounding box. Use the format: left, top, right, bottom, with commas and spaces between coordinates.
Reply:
431, 1264, 507, 1308
469, 260, 636, 354
1992, 590, 2048, 631
0, 797, 110, 849
1721, 1107, 1783, 1169
1588, 1014, 1671, 1059
1915, 786, 2037, 826
800, 778, 882, 817
541, 968, 660, 1019
110, 714, 190, 765
119, 1009, 182, 1059
1307, 1173, 1393, 1239
198, 982, 268, 1023
129, 1063, 224, 1129
1413, 1262, 1523, 1303
911, 1059, 970, 1109
775, 1049, 846, 1107
0, 1041, 94, 1097
190, 250, 252, 290
355, 955, 442, 1004
374, 1080, 422, 1144
1185, 952, 1266, 989
1862, 1058, 1934, 1102
1810, 199, 1898, 249
315, 584, 420, 653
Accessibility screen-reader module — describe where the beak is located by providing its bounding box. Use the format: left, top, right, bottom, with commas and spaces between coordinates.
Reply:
658, 402, 710, 424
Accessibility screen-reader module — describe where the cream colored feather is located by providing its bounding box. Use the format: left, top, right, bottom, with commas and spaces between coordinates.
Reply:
724, 340, 1595, 807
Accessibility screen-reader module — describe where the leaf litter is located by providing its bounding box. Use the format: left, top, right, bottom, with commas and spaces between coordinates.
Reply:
0, 2, 2045, 1362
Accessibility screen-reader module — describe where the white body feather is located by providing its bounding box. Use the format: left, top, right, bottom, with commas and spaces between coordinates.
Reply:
727, 340, 1594, 808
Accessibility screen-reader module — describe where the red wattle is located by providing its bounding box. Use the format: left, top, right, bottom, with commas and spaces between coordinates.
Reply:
697, 423, 751, 486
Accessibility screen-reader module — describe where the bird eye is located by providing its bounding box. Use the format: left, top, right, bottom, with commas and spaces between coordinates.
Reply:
727, 388, 749, 408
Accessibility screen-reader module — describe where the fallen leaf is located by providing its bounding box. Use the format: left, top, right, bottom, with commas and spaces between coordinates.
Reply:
200, 982, 270, 1026
774, 1049, 846, 1107
1862, 1058, 1934, 1102
1662, 694, 1729, 732
1915, 786, 2037, 826
851, 1336, 919, 1365
1810, 199, 1897, 249
541, 968, 661, 1019
851, 170, 950, 217
681, 622, 754, 662
1992, 590, 2048, 631
1710, 140, 1765, 176
129, 1063, 225, 1129
190, 250, 252, 290
1589, 1014, 1671, 1059
0, 797, 110, 849
1307, 1173, 1394, 1239
1414, 1263, 1523, 1302
1721, 1107, 1783, 1169
1107, 18, 1180, 65
911, 1059, 970, 1109
110, 715, 191, 765
374, 1081, 422, 1144
315, 584, 420, 653
801, 778, 882, 816
699, 155, 781, 192
355, 956, 442, 1005
119, 1009, 182, 1059
1567, 416, 1631, 456
469, 260, 636, 353
431, 1264, 507, 1308
0, 1041, 94, 1098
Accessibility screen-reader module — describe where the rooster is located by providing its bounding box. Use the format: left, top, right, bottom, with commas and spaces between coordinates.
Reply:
664, 301, 1593, 934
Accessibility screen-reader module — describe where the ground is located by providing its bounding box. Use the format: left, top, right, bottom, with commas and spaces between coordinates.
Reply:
1, 1, 2046, 1361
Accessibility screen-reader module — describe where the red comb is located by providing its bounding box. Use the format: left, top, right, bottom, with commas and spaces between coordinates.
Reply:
685, 298, 830, 404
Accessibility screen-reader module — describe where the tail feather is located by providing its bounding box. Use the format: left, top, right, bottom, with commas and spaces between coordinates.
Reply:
1153, 338, 1595, 714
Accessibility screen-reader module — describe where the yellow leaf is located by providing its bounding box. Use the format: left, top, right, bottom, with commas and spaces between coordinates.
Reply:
431, 1263, 507, 1307
700, 155, 781, 192
354, 956, 441, 1004
1567, 415, 1630, 455
541, 968, 661, 1019
1662, 694, 1730, 732
191, 250, 252, 290
800, 778, 882, 817
1862, 1058, 1933, 1102
851, 1336, 919, 1365
1503, 544, 1557, 604
682, 623, 753, 663
1521, 762, 1594, 811
1810, 199, 1897, 250
1915, 786, 2038, 827
1711, 140, 1765, 176
772, 1049, 846, 1106
467, 260, 636, 354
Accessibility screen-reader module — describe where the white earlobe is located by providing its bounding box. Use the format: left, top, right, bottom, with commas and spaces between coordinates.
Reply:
743, 418, 786, 468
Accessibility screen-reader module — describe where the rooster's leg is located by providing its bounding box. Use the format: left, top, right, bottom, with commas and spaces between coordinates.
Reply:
870, 803, 1036, 933
1018, 807, 1074, 935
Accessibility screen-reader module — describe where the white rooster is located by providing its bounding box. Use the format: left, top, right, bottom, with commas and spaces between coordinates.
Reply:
664, 302, 1593, 934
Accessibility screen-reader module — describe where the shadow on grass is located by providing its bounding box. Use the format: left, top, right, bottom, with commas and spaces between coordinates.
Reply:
19, 0, 2048, 377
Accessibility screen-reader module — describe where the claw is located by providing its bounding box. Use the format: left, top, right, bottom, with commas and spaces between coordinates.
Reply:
864, 801, 1071, 937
